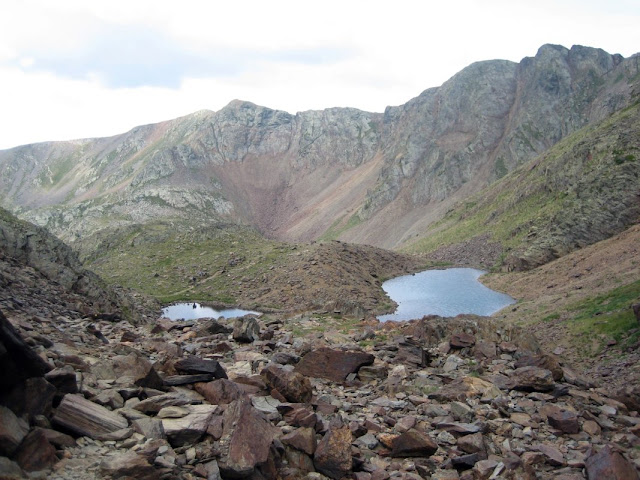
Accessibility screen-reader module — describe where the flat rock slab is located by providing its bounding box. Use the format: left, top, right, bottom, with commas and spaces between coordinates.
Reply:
163, 374, 213, 386
161, 404, 218, 447
295, 348, 374, 382
133, 392, 194, 414
174, 356, 227, 379
52, 394, 128, 439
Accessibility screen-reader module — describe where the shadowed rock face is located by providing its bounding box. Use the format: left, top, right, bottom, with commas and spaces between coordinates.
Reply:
0, 45, 637, 250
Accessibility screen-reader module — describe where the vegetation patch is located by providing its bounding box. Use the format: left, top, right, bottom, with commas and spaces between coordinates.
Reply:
567, 279, 640, 353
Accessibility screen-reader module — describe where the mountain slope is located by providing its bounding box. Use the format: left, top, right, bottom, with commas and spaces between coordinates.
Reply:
0, 44, 638, 251
408, 98, 640, 270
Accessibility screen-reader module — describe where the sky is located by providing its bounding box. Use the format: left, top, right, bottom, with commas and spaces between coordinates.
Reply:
0, 0, 638, 150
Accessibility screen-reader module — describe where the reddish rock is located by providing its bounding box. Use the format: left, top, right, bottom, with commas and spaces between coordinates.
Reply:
261, 364, 312, 403
450, 332, 476, 349
585, 445, 639, 480
457, 433, 486, 455
515, 353, 563, 381
14, 429, 58, 472
281, 427, 317, 455
390, 429, 438, 458
395, 339, 428, 368
219, 396, 278, 478
509, 366, 555, 392
195, 379, 244, 404
473, 340, 497, 361
546, 407, 579, 434
537, 444, 566, 466
282, 404, 317, 428
613, 384, 640, 412
100, 451, 159, 480
52, 394, 128, 439
295, 348, 374, 382
314, 426, 353, 480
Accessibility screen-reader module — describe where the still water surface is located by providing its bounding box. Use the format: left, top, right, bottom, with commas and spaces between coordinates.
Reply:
378, 268, 514, 322
162, 303, 260, 321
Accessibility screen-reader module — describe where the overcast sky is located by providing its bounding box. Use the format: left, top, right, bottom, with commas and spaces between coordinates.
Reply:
0, 0, 638, 150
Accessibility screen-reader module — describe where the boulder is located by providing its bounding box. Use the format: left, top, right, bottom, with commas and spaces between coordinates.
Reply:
261, 364, 312, 403
14, 429, 58, 472
271, 352, 300, 365
52, 394, 128, 439
232, 316, 260, 343
2, 377, 56, 419
0, 309, 51, 392
100, 451, 159, 480
132, 417, 166, 440
295, 348, 374, 382
509, 366, 555, 392
390, 429, 438, 458
196, 319, 232, 336
44, 366, 78, 395
450, 332, 476, 348
161, 405, 218, 447
281, 427, 317, 455
585, 445, 639, 480
313, 426, 353, 480
218, 396, 278, 478
174, 356, 227, 379
0, 406, 29, 456
395, 339, 428, 368
613, 384, 640, 412
195, 379, 244, 405
515, 353, 563, 381
546, 406, 580, 434
0, 457, 26, 480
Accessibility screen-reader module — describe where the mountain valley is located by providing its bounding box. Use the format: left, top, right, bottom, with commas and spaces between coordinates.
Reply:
0, 43, 639, 479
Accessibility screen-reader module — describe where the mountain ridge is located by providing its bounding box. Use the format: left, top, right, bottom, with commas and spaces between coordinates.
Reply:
0, 44, 638, 253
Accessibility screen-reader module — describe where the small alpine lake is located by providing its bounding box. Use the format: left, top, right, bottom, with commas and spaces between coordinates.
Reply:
162, 303, 260, 321
378, 268, 515, 322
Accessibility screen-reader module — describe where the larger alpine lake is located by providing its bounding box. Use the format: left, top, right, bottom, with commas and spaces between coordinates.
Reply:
377, 268, 514, 322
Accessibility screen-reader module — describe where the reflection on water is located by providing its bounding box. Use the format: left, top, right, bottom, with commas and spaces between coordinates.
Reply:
162, 303, 260, 321
378, 268, 514, 322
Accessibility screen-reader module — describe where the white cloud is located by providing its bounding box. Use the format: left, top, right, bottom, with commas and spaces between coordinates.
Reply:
0, 0, 638, 149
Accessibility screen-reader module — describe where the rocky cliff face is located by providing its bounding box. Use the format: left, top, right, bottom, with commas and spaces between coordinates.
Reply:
0, 207, 137, 320
0, 45, 637, 250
